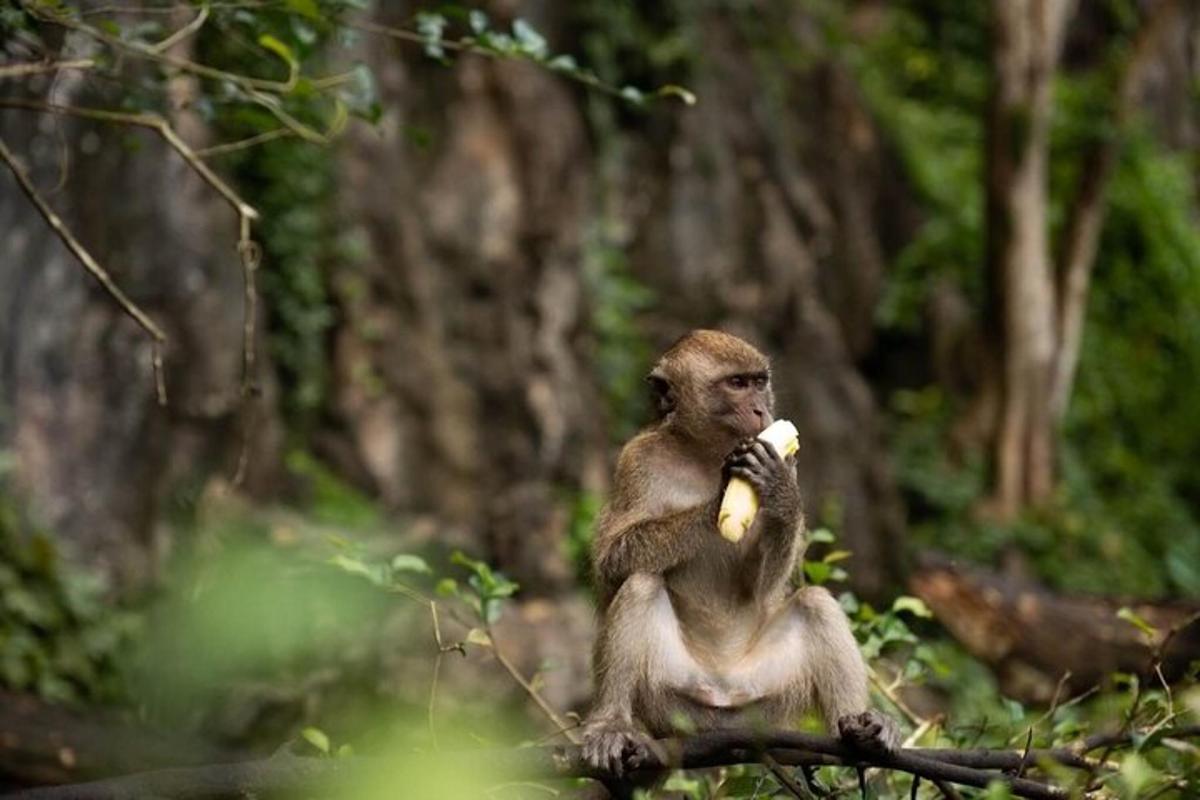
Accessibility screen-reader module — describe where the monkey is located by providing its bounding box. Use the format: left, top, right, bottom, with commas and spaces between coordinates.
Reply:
580, 330, 898, 776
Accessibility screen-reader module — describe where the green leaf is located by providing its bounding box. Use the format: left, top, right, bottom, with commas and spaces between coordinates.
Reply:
809, 528, 836, 544
416, 12, 446, 59
329, 554, 387, 587
1117, 607, 1158, 638
823, 549, 853, 564
465, 628, 492, 648
1119, 753, 1157, 796
512, 18, 547, 60
655, 84, 697, 106
258, 33, 297, 67
891, 596, 934, 618
302, 727, 330, 754
435, 578, 458, 597
468, 10, 488, 35
547, 54, 578, 73
619, 86, 645, 106
804, 561, 832, 585
390, 554, 431, 574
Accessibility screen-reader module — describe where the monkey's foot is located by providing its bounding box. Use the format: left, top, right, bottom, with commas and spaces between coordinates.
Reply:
580, 723, 659, 778
837, 710, 901, 754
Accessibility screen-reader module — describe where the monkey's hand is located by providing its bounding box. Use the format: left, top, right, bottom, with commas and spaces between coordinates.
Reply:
580, 719, 661, 778
837, 709, 901, 754
725, 438, 801, 525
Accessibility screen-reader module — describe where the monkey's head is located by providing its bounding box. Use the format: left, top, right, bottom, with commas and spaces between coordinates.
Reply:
648, 330, 774, 449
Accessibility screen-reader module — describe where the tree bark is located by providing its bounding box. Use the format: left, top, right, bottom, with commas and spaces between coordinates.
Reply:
984, 0, 1074, 518
981, 0, 1185, 518
910, 554, 1200, 703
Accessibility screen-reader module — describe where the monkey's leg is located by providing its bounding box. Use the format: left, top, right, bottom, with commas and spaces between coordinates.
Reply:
583, 573, 701, 776
790, 586, 900, 752
732, 586, 900, 751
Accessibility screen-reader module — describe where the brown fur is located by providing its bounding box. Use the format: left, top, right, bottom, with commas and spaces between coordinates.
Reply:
581, 330, 896, 776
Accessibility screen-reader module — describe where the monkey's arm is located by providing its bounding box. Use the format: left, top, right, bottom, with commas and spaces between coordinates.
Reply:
744, 512, 805, 600
726, 439, 805, 600
593, 502, 714, 599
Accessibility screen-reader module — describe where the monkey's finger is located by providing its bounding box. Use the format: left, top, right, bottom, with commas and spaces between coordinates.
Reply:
729, 466, 767, 489
751, 439, 783, 465
606, 738, 626, 777
729, 449, 766, 471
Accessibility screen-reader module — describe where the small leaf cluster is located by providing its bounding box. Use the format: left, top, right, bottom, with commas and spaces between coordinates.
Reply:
0, 498, 137, 703
413, 8, 694, 107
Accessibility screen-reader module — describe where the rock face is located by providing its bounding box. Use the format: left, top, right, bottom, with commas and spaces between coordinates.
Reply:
328, 4, 907, 598
0, 61, 268, 589
1, 3, 906, 600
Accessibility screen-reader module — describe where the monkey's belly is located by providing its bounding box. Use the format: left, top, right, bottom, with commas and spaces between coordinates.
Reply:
655, 600, 807, 716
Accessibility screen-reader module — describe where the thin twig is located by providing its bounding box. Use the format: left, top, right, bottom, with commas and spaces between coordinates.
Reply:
23, 1, 295, 93
765, 753, 816, 799
487, 628, 583, 745
149, 4, 210, 54
0, 134, 168, 402
0, 59, 96, 79
869, 665, 925, 728
0, 97, 264, 414
21, 2, 337, 143
196, 127, 292, 157
0, 99, 260, 220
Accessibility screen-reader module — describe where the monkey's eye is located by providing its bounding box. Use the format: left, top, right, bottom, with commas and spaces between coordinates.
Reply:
753, 376, 769, 391
727, 375, 749, 390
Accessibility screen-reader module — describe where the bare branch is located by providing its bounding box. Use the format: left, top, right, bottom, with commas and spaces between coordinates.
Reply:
20, 725, 1196, 800
22, 1, 295, 94
0, 97, 264, 408
195, 127, 292, 158
0, 134, 168, 404
148, 4, 210, 54
0, 59, 96, 79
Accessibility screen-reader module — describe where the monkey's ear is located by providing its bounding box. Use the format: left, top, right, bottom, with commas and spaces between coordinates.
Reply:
646, 370, 675, 417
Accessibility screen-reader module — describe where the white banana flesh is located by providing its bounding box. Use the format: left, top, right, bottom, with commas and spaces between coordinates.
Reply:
717, 419, 800, 542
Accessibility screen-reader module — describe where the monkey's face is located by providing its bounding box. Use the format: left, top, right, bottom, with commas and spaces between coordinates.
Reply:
709, 370, 774, 438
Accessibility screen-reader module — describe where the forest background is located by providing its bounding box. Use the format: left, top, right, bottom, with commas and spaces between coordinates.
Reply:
2, 1, 1200, 798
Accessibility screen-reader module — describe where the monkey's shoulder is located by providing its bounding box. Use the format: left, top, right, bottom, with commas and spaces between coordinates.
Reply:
611, 428, 718, 512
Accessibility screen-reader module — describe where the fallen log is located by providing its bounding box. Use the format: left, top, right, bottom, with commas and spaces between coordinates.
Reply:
910, 553, 1200, 702
0, 692, 242, 790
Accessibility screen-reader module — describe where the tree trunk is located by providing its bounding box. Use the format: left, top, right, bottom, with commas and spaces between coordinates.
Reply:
983, 0, 1073, 517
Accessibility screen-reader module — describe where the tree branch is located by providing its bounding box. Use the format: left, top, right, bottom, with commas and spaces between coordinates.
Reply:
1049, 0, 1183, 419
0, 133, 168, 404
0, 59, 96, 79
0, 97, 263, 409
15, 726, 1199, 800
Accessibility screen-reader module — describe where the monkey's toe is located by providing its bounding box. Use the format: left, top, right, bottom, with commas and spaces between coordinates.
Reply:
581, 727, 656, 778
838, 710, 900, 754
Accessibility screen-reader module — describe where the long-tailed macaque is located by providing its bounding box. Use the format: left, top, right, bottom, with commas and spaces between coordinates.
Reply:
581, 330, 898, 775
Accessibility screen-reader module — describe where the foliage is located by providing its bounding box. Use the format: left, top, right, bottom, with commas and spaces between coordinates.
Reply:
860, 1, 1200, 597
286, 449, 380, 528
0, 496, 136, 704
582, 223, 656, 442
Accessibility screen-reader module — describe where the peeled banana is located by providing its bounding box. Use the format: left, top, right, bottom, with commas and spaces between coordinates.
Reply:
717, 419, 800, 542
